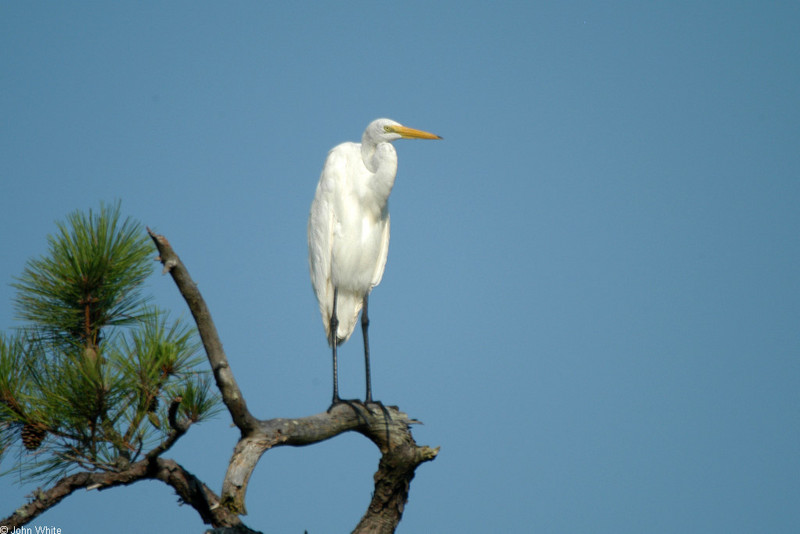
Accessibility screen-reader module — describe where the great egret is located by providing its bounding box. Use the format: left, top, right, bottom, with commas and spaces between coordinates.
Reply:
308, 118, 441, 405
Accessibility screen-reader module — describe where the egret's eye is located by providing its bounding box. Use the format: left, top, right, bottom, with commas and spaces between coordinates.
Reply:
383, 125, 392, 133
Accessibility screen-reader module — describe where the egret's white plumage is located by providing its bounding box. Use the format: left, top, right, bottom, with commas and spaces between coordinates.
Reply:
308, 118, 440, 403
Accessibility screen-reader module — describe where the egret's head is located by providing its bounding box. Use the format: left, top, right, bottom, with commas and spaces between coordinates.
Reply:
363, 118, 441, 145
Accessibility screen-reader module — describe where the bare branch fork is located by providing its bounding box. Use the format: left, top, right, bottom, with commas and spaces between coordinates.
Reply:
147, 229, 438, 533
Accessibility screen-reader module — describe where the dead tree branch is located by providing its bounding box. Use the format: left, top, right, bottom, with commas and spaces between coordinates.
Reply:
148, 229, 439, 532
147, 229, 259, 435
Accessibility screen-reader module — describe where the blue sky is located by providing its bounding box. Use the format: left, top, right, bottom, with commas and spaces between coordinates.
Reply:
1, 2, 798, 532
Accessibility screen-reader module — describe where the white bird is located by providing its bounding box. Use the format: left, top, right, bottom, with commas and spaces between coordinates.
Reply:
308, 118, 441, 405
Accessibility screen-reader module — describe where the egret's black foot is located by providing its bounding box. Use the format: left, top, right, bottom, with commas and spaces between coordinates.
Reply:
364, 399, 393, 445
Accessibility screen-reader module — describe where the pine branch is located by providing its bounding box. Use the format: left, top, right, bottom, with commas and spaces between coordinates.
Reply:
0, 457, 258, 532
144, 396, 190, 459
13, 201, 153, 345
2, 208, 220, 488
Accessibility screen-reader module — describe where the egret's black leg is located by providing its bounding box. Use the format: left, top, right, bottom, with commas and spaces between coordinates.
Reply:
360, 298, 382, 407
327, 288, 361, 416
360, 297, 392, 437
361, 295, 374, 404
330, 287, 341, 405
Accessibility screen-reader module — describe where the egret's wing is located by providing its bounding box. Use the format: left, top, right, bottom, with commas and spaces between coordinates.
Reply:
370, 210, 390, 290
308, 147, 343, 339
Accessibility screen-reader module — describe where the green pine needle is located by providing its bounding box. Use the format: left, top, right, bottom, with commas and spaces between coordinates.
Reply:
1, 203, 221, 484
12, 201, 153, 346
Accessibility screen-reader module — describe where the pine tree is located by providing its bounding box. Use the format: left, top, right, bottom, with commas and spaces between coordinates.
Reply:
0, 202, 219, 482
2, 202, 435, 533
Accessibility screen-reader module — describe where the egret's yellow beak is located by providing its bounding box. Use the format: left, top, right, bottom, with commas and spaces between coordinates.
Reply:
390, 125, 442, 140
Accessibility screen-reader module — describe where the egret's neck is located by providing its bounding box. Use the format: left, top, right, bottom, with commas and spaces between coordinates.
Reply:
360, 138, 380, 173
360, 140, 398, 205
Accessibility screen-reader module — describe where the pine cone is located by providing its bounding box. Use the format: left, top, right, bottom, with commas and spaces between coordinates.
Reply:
21, 423, 47, 451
